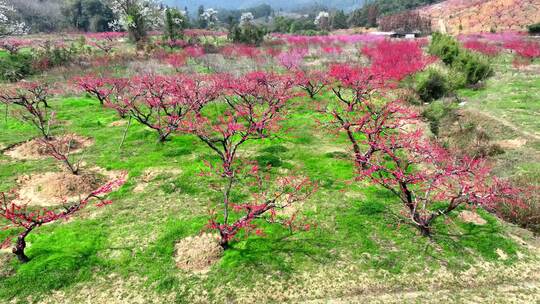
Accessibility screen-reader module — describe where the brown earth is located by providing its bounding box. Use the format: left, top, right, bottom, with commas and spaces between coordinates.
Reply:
4, 135, 93, 160
174, 233, 223, 274
108, 120, 128, 127
133, 167, 183, 193
419, 0, 540, 35
496, 138, 528, 149
14, 168, 124, 207
458, 210, 488, 225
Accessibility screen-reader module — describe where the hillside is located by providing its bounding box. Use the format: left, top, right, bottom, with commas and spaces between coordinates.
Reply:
419, 0, 540, 35
164, 0, 362, 11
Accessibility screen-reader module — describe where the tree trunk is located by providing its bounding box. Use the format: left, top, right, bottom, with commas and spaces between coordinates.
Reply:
218, 228, 231, 250
66, 162, 79, 175
12, 228, 32, 263
158, 134, 168, 143
119, 116, 132, 149
417, 224, 431, 237
219, 238, 229, 250
222, 174, 234, 226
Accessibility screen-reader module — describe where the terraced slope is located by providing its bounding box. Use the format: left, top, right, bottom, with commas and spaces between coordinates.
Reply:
419, 0, 540, 34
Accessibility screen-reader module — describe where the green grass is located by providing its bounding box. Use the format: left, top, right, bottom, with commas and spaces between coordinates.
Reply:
457, 61, 540, 181
0, 87, 531, 302
459, 70, 540, 132
0, 220, 111, 300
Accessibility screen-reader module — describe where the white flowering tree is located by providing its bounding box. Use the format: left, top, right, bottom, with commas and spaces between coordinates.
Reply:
200, 8, 218, 29
229, 11, 265, 45
108, 0, 163, 44
240, 12, 254, 26
0, 0, 26, 38
164, 7, 187, 41
314, 11, 330, 31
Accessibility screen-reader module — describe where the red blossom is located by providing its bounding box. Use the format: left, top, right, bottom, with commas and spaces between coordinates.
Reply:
165, 52, 188, 70
463, 40, 501, 56
100, 73, 222, 142
324, 65, 521, 236
504, 40, 540, 61
295, 69, 328, 99
184, 45, 205, 58
0, 82, 53, 140
178, 71, 313, 248
86, 32, 126, 54
0, 38, 34, 54
73, 75, 129, 105
362, 40, 435, 83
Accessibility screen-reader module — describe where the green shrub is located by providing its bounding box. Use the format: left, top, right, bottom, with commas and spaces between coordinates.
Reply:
453, 51, 493, 86
429, 33, 493, 87
416, 68, 451, 103
229, 24, 266, 46
164, 8, 188, 41
528, 23, 540, 35
447, 68, 467, 90
299, 30, 327, 36
0, 52, 35, 82
421, 100, 457, 136
398, 88, 422, 105
38, 41, 76, 68
0, 41, 86, 81
428, 32, 461, 65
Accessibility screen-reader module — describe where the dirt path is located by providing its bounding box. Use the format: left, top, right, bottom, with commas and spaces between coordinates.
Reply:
302, 279, 540, 303
469, 109, 540, 141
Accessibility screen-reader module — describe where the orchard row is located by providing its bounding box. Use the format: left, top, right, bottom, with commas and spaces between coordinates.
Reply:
0, 38, 528, 264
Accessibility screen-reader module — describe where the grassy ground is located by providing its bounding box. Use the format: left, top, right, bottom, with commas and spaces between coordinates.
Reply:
0, 86, 539, 303
458, 57, 540, 181
0, 45, 539, 303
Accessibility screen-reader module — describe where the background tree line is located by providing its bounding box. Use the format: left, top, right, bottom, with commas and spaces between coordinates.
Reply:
6, 0, 114, 33
4, 0, 445, 35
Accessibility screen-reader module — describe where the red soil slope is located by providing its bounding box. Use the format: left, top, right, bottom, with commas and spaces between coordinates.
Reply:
419, 0, 540, 34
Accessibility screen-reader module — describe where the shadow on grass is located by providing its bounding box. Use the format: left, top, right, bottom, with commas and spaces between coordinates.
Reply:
133, 217, 208, 292
139, 216, 338, 293
334, 196, 519, 272
220, 231, 336, 277
431, 213, 518, 262
0, 220, 112, 301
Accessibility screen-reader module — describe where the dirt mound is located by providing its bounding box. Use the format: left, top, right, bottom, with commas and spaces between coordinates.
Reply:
134, 167, 182, 193
14, 168, 124, 207
496, 138, 527, 149
15, 171, 103, 206
174, 233, 222, 274
4, 134, 93, 160
458, 210, 487, 226
108, 120, 128, 127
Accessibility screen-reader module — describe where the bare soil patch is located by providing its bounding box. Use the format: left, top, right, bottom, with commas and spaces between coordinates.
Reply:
4, 134, 93, 160
108, 120, 128, 127
38, 274, 173, 304
0, 252, 14, 278
458, 210, 487, 226
174, 233, 222, 274
134, 167, 182, 193
472, 110, 540, 141
496, 138, 528, 149
15, 168, 124, 207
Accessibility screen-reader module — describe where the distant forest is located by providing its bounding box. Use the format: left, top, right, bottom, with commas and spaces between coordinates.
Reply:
6, 0, 443, 33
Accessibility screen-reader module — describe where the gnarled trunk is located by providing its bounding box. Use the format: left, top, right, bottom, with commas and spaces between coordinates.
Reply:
12, 227, 33, 263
